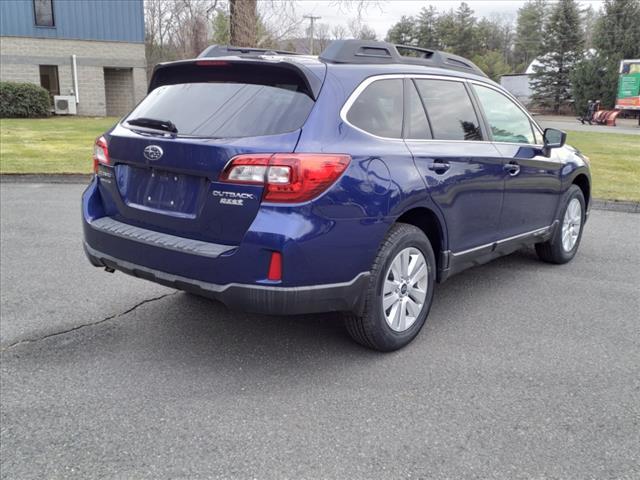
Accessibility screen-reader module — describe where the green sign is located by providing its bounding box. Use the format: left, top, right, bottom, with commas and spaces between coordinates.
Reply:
617, 73, 640, 99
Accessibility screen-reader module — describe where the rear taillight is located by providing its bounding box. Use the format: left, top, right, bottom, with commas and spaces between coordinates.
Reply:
93, 136, 109, 173
220, 153, 351, 203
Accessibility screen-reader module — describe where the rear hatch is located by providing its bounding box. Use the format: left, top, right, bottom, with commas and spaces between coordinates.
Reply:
99, 59, 325, 245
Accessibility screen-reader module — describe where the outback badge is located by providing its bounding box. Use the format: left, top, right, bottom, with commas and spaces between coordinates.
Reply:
212, 190, 255, 206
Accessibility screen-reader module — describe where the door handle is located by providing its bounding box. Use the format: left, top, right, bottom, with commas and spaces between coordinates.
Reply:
427, 161, 450, 173
503, 161, 520, 176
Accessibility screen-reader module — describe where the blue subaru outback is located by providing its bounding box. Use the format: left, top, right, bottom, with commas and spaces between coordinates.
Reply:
83, 41, 591, 351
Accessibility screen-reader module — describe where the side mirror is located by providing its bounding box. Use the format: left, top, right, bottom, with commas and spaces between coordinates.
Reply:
543, 128, 566, 149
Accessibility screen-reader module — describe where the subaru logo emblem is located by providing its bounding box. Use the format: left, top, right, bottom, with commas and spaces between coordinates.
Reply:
144, 145, 163, 161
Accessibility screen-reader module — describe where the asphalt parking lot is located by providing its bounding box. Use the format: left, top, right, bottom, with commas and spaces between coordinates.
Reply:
1, 183, 639, 479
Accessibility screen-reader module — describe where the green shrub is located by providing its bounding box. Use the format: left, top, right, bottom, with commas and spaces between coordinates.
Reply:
0, 82, 51, 118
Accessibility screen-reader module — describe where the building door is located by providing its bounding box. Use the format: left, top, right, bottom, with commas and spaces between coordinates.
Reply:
39, 65, 60, 100
104, 68, 134, 117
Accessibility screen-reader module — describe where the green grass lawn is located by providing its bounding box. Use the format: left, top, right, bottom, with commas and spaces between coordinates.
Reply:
0, 117, 117, 174
565, 131, 640, 202
0, 118, 638, 201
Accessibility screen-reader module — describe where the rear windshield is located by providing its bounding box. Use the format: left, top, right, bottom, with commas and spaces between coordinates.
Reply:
125, 81, 314, 138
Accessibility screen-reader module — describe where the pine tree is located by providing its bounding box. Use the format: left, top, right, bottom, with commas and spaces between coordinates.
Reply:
593, 0, 640, 60
385, 16, 417, 45
475, 18, 505, 53
570, 53, 618, 113
580, 5, 599, 50
570, 0, 640, 111
415, 6, 439, 49
530, 0, 584, 113
210, 10, 230, 45
472, 51, 512, 81
514, 0, 547, 70
452, 2, 476, 58
435, 10, 457, 52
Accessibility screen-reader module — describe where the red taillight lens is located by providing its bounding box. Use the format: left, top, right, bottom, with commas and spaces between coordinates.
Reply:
220, 153, 351, 203
267, 251, 282, 281
93, 136, 109, 173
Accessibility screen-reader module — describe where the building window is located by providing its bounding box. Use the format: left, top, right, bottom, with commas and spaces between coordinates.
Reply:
39, 65, 60, 99
34, 0, 55, 27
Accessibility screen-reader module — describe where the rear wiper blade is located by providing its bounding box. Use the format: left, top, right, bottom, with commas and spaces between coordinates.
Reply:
126, 117, 178, 134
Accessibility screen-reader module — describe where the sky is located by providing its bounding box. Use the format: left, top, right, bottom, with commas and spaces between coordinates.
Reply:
293, 0, 605, 38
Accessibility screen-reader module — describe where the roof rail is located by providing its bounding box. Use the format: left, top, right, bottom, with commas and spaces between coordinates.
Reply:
198, 44, 302, 58
319, 40, 487, 77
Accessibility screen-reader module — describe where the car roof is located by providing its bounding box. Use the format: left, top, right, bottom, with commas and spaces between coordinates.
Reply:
322, 62, 496, 85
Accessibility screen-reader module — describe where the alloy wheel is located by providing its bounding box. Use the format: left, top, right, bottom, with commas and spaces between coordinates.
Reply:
382, 247, 428, 332
561, 198, 582, 252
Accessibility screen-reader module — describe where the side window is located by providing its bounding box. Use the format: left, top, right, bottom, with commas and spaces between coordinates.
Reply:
405, 80, 431, 139
346, 79, 403, 138
414, 79, 482, 141
473, 84, 535, 144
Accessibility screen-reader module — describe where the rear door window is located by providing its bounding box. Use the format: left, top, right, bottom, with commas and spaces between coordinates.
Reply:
125, 82, 314, 138
346, 79, 404, 138
414, 79, 482, 141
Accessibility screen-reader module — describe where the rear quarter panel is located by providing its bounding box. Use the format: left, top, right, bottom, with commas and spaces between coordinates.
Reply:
285, 68, 448, 283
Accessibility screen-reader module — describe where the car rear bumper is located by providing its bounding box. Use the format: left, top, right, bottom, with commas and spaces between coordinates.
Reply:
84, 242, 369, 315
82, 176, 383, 314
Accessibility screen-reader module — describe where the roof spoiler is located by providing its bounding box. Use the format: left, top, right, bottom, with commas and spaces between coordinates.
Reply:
319, 40, 487, 77
148, 58, 324, 100
198, 44, 302, 58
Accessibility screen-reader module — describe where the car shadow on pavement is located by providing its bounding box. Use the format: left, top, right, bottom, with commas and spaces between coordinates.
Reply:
4, 248, 545, 372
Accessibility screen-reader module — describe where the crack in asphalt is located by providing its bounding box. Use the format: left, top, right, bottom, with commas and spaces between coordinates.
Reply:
1, 291, 178, 351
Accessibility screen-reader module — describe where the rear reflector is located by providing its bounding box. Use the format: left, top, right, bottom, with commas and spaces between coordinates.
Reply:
220, 153, 351, 203
267, 251, 282, 281
93, 136, 110, 173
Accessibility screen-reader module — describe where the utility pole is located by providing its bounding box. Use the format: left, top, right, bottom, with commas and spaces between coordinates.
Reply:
303, 15, 321, 54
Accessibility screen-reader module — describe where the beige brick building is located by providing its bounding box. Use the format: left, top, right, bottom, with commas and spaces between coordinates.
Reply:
0, 0, 147, 117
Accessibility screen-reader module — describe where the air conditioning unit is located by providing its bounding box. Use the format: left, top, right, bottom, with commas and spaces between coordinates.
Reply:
54, 95, 77, 115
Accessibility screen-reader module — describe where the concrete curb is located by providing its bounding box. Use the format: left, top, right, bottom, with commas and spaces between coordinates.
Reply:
1, 174, 638, 213
590, 199, 639, 214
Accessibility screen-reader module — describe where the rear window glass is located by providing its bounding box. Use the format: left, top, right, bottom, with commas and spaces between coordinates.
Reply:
347, 79, 404, 138
125, 82, 314, 138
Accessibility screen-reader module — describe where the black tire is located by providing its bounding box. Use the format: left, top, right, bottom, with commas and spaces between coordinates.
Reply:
535, 185, 586, 264
344, 223, 436, 352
